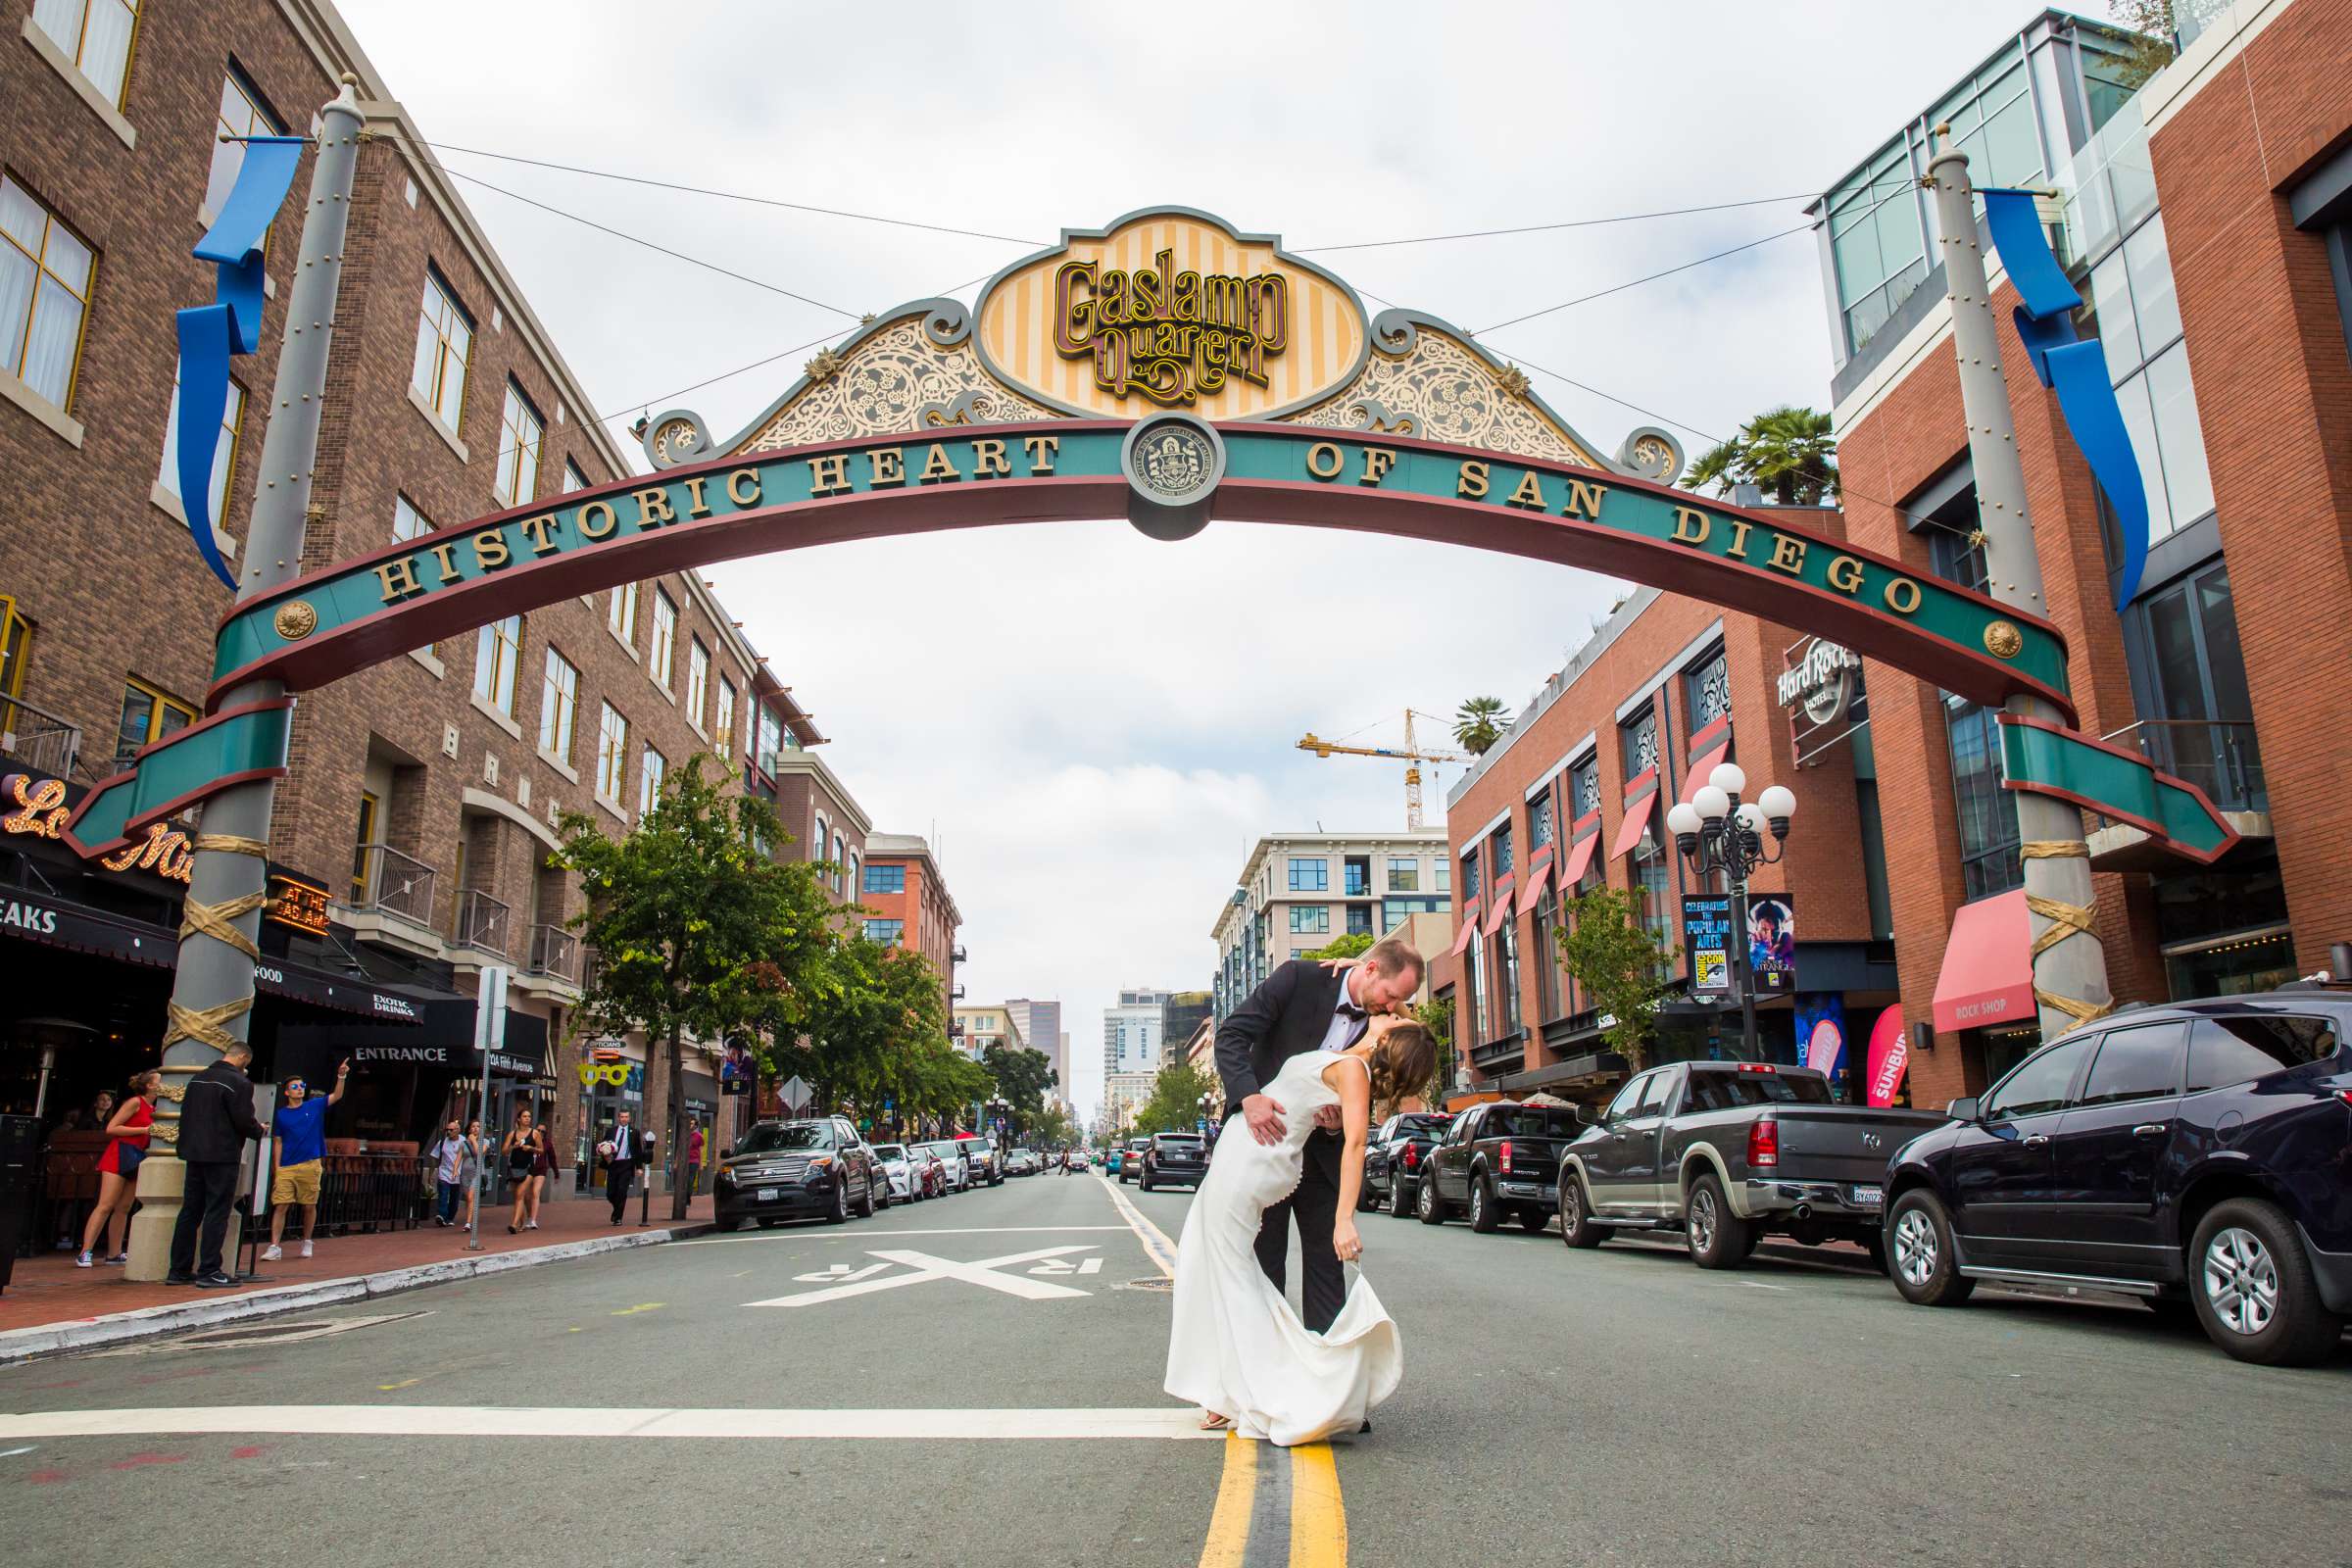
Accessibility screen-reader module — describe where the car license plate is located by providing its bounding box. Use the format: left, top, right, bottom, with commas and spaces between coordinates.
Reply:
756, 1188, 779, 1202
1849, 1184, 1883, 1209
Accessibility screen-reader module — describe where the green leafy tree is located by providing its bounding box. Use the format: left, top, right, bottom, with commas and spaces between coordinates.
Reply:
1301, 931, 1375, 960
1682, 405, 1838, 506
1027, 1102, 1074, 1150
1554, 884, 1672, 1070
1131, 1059, 1222, 1136
558, 755, 832, 1219
1410, 994, 1454, 1109
982, 1043, 1058, 1134
793, 935, 956, 1127
1452, 696, 1512, 755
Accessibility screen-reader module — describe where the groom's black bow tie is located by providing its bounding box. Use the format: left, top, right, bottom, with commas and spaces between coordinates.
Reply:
1338, 1003, 1367, 1020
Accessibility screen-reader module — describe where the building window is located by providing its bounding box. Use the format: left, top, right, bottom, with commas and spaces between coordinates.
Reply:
1825, 138, 1929, 357
864, 918, 906, 945
1435, 862, 1449, 894
114, 677, 194, 769
1343, 857, 1370, 898
1946, 700, 2023, 901
686, 637, 710, 724
1382, 897, 1447, 928
865, 862, 906, 894
596, 702, 628, 802
2135, 563, 2263, 812
650, 590, 677, 688
1496, 920, 1522, 1036
493, 380, 542, 506
2086, 214, 2215, 545
350, 789, 378, 905
1287, 857, 1328, 892
714, 676, 737, 760
1466, 916, 1491, 1045
831, 831, 846, 890
204, 70, 279, 222
1570, 757, 1601, 821
1629, 818, 1673, 969
1686, 647, 1732, 732
538, 648, 577, 761
609, 582, 638, 646
1387, 857, 1419, 892
1492, 823, 1515, 881
1621, 706, 1660, 780
472, 614, 520, 715
392, 493, 431, 541
1346, 906, 1373, 938
756, 706, 782, 773
1458, 849, 1477, 902
156, 365, 244, 524
411, 270, 471, 432
1929, 44, 2043, 220
1, 176, 96, 412
1532, 894, 1562, 1020
32, 0, 140, 111
1290, 906, 1330, 935
563, 461, 588, 494
639, 746, 665, 817
1530, 791, 1555, 852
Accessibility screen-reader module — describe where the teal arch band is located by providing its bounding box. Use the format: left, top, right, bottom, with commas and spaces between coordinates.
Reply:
64, 699, 294, 858
208, 421, 2074, 721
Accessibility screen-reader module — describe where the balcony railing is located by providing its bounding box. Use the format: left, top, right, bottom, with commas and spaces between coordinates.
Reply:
2101, 719, 2267, 816
525, 922, 580, 984
951, 944, 967, 964
350, 843, 438, 930
454, 888, 511, 956
0, 692, 83, 779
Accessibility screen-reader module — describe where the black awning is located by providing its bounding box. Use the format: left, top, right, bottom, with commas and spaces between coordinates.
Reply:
2, 887, 177, 969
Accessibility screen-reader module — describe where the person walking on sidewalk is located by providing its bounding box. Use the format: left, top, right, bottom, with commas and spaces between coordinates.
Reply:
685, 1122, 705, 1197
527, 1112, 560, 1228
503, 1109, 542, 1234
169, 1044, 266, 1288
602, 1108, 648, 1224
456, 1117, 485, 1229
77, 1070, 159, 1266
263, 1062, 347, 1262
429, 1117, 473, 1226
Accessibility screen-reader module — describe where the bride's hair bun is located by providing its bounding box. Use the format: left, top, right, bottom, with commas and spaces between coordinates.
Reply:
1369, 1022, 1438, 1107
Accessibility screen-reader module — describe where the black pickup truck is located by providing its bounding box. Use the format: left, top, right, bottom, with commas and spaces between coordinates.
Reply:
1418, 1100, 1585, 1235
1360, 1111, 1451, 1217
1556, 1060, 1948, 1268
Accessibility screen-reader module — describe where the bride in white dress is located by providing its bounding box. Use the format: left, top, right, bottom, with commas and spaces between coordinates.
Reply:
1162, 1016, 1439, 1446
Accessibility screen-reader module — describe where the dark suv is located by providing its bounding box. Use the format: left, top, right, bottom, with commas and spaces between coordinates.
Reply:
1882, 990, 2352, 1364
714, 1117, 881, 1230
1140, 1132, 1206, 1191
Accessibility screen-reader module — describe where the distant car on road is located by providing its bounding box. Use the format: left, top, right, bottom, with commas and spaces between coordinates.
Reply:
1557, 1061, 1944, 1267
1119, 1136, 1151, 1184
1005, 1147, 1039, 1176
1362, 1111, 1451, 1217
1883, 990, 2352, 1365
714, 1117, 881, 1230
1140, 1132, 1206, 1191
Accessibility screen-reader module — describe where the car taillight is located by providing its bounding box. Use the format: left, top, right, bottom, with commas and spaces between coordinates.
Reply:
1747, 1118, 1779, 1168
1402, 1143, 1419, 1169
1499, 1140, 1514, 1175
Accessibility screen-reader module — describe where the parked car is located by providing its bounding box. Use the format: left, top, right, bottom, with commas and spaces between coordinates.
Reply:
1140, 1132, 1207, 1191
953, 1134, 1003, 1186
1883, 991, 2352, 1365
1419, 1100, 1582, 1233
1103, 1149, 1124, 1176
1119, 1136, 1151, 1183
1557, 1061, 1946, 1266
714, 1117, 882, 1230
1005, 1147, 1039, 1176
922, 1139, 972, 1193
1363, 1111, 1451, 1217
870, 1142, 934, 1202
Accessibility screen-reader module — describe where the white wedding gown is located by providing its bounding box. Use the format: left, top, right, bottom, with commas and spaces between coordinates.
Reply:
1162, 1049, 1402, 1446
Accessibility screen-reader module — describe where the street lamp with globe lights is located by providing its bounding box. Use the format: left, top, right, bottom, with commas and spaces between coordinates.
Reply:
1664, 761, 1797, 1064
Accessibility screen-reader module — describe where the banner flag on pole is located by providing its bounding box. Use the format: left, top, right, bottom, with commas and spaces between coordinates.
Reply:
1979, 187, 2155, 612
174, 134, 307, 592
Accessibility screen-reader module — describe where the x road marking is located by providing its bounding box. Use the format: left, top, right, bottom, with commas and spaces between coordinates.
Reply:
746, 1245, 1104, 1307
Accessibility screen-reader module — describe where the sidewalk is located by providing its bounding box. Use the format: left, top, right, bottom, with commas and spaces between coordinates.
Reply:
1, 1192, 713, 1348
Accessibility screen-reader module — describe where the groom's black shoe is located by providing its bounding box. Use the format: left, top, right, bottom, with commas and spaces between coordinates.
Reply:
1359, 1419, 1372, 1434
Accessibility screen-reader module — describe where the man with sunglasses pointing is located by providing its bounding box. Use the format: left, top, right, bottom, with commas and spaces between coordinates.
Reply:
262, 1059, 348, 1262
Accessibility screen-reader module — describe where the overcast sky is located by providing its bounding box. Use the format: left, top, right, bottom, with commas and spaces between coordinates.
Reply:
340, 0, 2070, 1122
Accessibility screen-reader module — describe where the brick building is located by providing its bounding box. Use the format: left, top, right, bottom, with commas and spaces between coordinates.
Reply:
0, 0, 878, 1194
864, 832, 964, 1021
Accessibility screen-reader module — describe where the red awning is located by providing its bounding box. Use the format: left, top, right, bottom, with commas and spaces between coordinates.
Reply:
1448, 903, 1481, 957
1484, 888, 1514, 935
1932, 889, 2034, 1034
1609, 798, 1654, 860
1678, 736, 1733, 804
1558, 830, 1599, 891
1515, 855, 1553, 915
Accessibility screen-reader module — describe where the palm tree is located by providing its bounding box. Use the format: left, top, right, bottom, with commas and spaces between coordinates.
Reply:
1452, 696, 1511, 755
1683, 405, 1838, 506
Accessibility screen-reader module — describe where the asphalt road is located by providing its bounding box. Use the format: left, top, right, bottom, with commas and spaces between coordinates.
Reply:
4, 1169, 2347, 1568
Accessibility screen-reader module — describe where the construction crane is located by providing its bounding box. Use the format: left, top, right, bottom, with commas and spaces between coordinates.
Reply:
1297, 710, 1472, 830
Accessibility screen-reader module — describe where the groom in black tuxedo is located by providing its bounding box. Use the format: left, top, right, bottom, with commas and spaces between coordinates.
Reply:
1213, 938, 1425, 1333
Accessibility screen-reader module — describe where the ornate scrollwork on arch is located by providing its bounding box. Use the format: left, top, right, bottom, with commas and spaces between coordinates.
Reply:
732, 318, 1049, 454
1285, 311, 1604, 468
1617, 425, 1686, 486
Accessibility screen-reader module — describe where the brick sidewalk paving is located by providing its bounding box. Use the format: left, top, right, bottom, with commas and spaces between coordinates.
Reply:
0, 1192, 712, 1335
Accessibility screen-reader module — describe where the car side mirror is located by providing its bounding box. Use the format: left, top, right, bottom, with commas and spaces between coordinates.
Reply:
1574, 1105, 1596, 1128
1946, 1097, 1980, 1123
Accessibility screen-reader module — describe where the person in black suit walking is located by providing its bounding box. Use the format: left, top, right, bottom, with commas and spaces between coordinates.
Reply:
603, 1108, 654, 1224
1212, 937, 1425, 1333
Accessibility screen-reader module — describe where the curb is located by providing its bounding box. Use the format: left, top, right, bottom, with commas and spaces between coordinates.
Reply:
0, 1221, 714, 1366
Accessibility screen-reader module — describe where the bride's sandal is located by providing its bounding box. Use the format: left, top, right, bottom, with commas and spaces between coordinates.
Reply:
1200, 1411, 1232, 1432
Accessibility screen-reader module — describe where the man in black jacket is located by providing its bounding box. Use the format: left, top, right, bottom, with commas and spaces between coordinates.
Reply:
169, 1043, 268, 1287
1212, 939, 1423, 1333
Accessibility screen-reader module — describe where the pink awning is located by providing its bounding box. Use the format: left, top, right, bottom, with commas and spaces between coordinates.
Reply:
1484, 888, 1514, 935
1448, 902, 1481, 957
1678, 735, 1733, 805
1609, 776, 1656, 860
1932, 889, 2034, 1034
1557, 829, 1600, 892
1515, 853, 1553, 915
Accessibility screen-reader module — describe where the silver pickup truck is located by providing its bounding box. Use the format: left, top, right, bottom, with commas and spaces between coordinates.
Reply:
1556, 1060, 1948, 1269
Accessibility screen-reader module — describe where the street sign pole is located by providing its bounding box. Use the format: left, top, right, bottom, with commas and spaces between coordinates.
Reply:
466, 966, 509, 1252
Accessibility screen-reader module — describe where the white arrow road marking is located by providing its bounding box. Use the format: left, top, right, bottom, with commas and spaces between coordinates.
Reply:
791, 1261, 895, 1284
746, 1246, 1101, 1307
1078, 1257, 1103, 1275
0, 1407, 1217, 1441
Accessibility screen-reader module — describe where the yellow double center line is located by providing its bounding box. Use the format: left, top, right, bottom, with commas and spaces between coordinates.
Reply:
1198, 1431, 1347, 1567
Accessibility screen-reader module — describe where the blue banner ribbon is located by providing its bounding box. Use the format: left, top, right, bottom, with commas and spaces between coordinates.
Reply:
1979, 186, 2154, 612
174, 134, 306, 591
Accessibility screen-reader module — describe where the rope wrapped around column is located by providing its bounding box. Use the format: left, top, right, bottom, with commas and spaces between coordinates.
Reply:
160, 833, 272, 1053
2021, 840, 2113, 1028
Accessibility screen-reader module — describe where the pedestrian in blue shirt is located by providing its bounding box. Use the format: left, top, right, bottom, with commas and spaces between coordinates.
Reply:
263, 1060, 347, 1262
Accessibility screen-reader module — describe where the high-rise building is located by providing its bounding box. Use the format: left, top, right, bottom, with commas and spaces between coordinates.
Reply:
1161, 991, 1211, 1060
1101, 986, 1170, 1129
1210, 832, 1451, 1019
1004, 998, 1064, 1104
